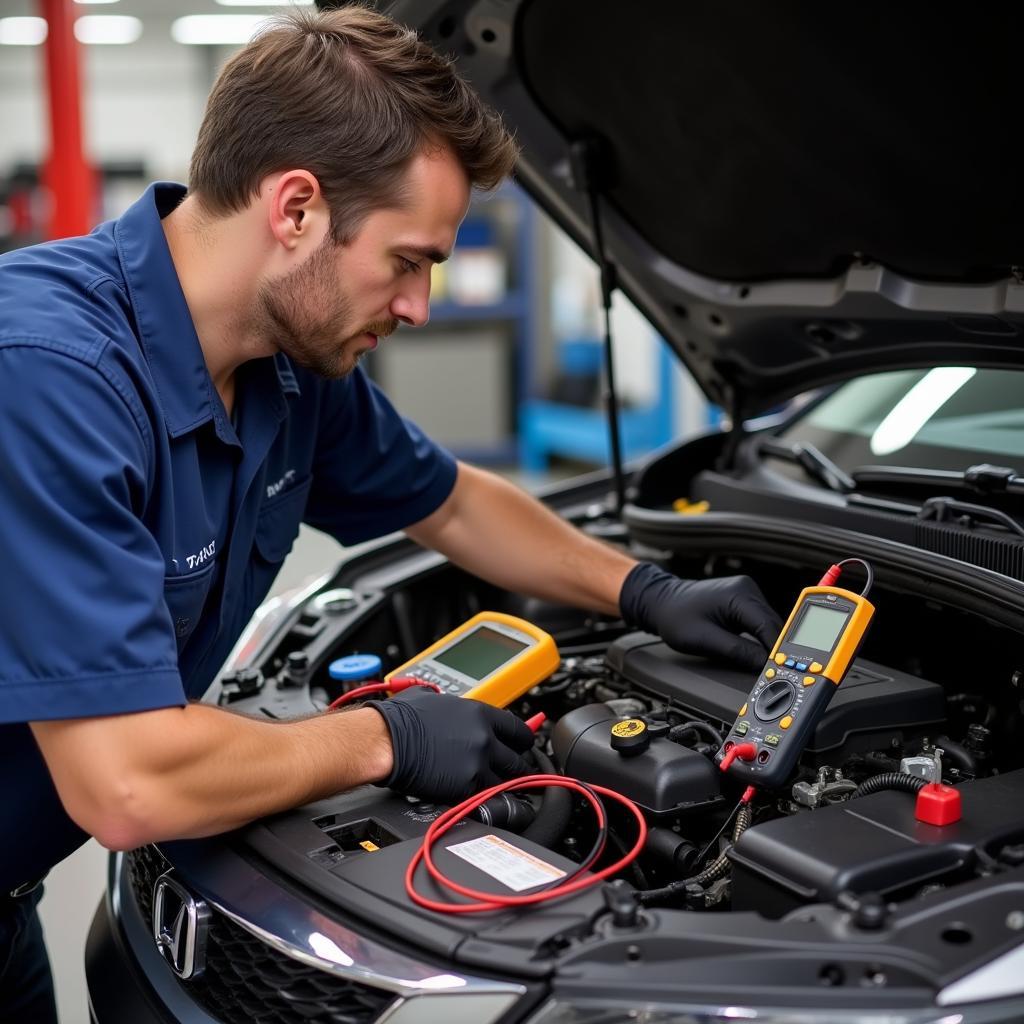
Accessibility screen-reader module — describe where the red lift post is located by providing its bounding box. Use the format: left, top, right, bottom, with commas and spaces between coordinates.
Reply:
40, 0, 94, 239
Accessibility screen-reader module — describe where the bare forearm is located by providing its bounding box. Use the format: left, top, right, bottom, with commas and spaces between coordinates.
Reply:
31, 702, 392, 849
407, 463, 636, 616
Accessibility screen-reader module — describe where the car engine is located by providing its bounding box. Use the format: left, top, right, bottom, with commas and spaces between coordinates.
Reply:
211, 546, 1018, 931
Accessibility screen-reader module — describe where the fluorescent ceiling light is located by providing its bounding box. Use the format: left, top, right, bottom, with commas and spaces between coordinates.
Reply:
215, 0, 313, 5
0, 16, 47, 45
870, 366, 977, 456
75, 0, 121, 5
74, 15, 141, 44
171, 14, 273, 45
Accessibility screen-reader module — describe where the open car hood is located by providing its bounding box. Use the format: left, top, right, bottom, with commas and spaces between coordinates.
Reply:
381, 0, 1024, 416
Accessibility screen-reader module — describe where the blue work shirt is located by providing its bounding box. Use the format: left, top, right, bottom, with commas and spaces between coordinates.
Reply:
0, 183, 457, 892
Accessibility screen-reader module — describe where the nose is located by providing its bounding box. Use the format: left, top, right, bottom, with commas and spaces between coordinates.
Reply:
390, 271, 431, 328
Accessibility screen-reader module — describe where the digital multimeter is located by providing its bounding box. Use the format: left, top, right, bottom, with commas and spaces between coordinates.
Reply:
718, 572, 875, 788
385, 611, 560, 707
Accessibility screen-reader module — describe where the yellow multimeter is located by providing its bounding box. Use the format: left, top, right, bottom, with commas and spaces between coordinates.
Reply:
385, 611, 560, 707
718, 572, 875, 787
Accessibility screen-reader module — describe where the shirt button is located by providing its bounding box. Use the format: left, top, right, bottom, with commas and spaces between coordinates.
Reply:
175, 617, 191, 637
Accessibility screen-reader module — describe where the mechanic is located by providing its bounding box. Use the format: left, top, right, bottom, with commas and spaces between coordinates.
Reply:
0, 7, 781, 1018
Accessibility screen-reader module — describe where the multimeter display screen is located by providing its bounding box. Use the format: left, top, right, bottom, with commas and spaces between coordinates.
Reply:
434, 627, 528, 680
789, 604, 849, 652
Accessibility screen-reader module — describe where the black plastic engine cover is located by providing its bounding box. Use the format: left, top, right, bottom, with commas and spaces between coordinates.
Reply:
730, 770, 1024, 918
606, 632, 944, 756
551, 703, 722, 815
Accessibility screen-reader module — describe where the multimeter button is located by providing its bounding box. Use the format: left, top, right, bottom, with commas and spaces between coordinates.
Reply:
765, 668, 776, 680
795, 661, 808, 671
739, 703, 748, 717
757, 749, 771, 764
754, 679, 796, 721
734, 721, 749, 736
803, 676, 816, 687
784, 658, 796, 668
774, 653, 787, 665
779, 715, 794, 729
810, 661, 823, 673
764, 734, 781, 746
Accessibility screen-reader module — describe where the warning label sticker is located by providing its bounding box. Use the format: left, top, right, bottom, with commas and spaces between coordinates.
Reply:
446, 834, 567, 892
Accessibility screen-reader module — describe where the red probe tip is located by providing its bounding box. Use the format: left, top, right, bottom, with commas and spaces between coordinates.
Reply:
525, 712, 547, 733
818, 563, 843, 587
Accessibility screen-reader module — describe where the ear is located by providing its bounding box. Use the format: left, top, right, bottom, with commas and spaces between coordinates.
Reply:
265, 170, 329, 251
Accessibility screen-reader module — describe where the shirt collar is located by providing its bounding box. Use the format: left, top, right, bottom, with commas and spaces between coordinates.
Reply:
114, 182, 300, 441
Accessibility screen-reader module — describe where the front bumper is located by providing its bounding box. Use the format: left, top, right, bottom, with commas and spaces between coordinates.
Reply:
86, 846, 526, 1024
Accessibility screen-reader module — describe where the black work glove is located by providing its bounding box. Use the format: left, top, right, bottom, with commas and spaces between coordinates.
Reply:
620, 562, 783, 674
371, 686, 535, 804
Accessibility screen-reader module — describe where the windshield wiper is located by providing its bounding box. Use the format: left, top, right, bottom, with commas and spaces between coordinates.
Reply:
851, 463, 1024, 497
757, 437, 856, 494
758, 445, 1024, 532
918, 496, 1024, 538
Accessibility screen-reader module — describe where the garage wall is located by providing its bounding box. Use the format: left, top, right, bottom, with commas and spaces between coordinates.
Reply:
0, 30, 217, 185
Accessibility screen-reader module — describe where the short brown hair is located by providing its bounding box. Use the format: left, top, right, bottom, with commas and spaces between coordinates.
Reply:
188, 5, 517, 242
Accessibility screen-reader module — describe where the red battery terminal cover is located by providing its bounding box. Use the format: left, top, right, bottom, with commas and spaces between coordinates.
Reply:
915, 782, 962, 826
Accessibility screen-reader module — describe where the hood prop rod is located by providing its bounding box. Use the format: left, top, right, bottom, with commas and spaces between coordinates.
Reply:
570, 138, 626, 517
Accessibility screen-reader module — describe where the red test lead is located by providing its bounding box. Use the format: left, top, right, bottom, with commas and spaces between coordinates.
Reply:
818, 563, 843, 587
327, 676, 440, 711
525, 712, 547, 733
719, 742, 757, 772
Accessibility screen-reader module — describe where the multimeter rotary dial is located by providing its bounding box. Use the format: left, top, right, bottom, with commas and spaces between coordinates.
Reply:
754, 678, 797, 722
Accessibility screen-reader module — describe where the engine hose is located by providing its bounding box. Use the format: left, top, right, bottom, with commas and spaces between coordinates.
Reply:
946, 692, 997, 729
668, 720, 725, 749
637, 804, 752, 905
935, 735, 978, 776
520, 745, 573, 849
852, 772, 927, 800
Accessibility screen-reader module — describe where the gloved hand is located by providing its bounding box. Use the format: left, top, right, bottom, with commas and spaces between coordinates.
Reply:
371, 686, 535, 804
620, 562, 783, 674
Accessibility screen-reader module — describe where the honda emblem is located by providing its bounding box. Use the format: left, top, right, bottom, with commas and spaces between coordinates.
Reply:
152, 870, 210, 980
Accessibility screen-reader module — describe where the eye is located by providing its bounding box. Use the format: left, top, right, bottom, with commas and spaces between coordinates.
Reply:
398, 256, 422, 274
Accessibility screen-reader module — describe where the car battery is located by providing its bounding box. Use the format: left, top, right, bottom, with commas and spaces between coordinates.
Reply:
729, 769, 1024, 918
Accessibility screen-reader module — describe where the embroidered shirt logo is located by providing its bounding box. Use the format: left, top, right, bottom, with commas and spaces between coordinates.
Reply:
184, 540, 216, 570
266, 469, 296, 499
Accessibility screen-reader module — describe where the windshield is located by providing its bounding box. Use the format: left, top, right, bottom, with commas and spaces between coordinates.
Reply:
778, 368, 1024, 473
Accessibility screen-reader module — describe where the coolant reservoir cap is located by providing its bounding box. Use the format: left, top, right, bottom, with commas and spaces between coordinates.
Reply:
610, 718, 650, 756
328, 654, 382, 682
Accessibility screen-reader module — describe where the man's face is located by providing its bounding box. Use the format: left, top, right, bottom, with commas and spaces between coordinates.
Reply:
256, 146, 471, 379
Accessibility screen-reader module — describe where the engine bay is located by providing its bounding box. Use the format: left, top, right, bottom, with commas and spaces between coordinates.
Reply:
212, 531, 1024, 954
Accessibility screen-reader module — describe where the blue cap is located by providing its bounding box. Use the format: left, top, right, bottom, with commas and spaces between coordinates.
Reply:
328, 654, 383, 682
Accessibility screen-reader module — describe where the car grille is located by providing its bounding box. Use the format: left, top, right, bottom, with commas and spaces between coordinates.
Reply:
126, 846, 397, 1024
